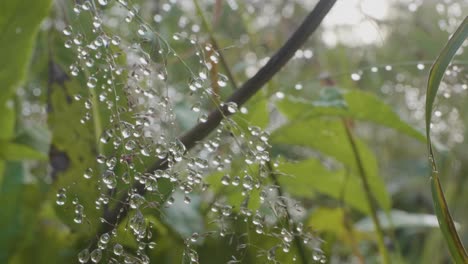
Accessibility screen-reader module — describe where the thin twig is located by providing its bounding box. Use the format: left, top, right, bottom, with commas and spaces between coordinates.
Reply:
95, 0, 336, 244
342, 119, 390, 264
193, 0, 238, 90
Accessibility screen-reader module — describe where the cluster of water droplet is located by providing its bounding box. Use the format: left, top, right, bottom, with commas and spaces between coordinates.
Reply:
56, 0, 327, 263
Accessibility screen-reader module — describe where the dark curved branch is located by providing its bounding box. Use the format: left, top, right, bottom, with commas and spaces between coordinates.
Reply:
97, 0, 336, 241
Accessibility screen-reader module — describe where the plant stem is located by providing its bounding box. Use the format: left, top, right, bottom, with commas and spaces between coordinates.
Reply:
193, 0, 238, 90
342, 119, 390, 264
267, 162, 309, 264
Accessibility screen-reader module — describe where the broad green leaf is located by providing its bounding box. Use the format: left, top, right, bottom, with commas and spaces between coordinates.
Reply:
162, 193, 205, 238
0, 0, 53, 106
48, 76, 102, 235
14, 125, 51, 156
0, 101, 15, 140
355, 210, 442, 232
425, 17, 468, 263
308, 208, 346, 237
276, 88, 425, 142
8, 203, 78, 264
0, 162, 24, 262
272, 118, 391, 211
205, 170, 262, 213
232, 93, 270, 130
0, 141, 47, 161
278, 158, 384, 214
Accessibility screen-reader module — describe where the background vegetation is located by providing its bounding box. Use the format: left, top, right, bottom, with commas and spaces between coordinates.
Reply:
0, 0, 467, 263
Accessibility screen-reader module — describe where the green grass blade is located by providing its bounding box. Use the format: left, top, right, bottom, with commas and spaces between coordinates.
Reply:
425, 16, 468, 263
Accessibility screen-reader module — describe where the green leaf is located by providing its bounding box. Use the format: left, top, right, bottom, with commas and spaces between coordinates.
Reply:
0, 0, 53, 106
278, 158, 384, 214
425, 17, 468, 263
162, 193, 205, 238
0, 101, 15, 140
0, 141, 47, 160
308, 208, 346, 236
276, 88, 425, 142
232, 93, 270, 130
0, 162, 24, 262
356, 210, 442, 233
272, 118, 391, 211
13, 125, 51, 156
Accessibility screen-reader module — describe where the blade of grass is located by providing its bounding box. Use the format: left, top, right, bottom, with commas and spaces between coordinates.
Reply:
425, 16, 468, 263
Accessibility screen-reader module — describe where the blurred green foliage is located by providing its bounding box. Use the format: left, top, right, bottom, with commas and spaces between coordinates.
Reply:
0, 0, 467, 263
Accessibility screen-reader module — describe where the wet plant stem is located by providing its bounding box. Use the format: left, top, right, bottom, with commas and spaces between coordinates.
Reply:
267, 162, 309, 264
193, 0, 238, 90
342, 119, 390, 264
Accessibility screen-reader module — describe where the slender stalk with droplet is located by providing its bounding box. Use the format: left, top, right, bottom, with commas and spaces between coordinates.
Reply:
193, 0, 238, 90
342, 119, 390, 264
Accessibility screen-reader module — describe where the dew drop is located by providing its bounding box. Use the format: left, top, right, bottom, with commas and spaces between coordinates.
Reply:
351, 73, 361, 81
74, 204, 84, 224
417, 63, 425, 70
275, 92, 285, 99
191, 102, 201, 112
125, 140, 137, 150
98, 0, 108, 6
90, 249, 102, 263
96, 154, 106, 164
73, 4, 81, 14
157, 69, 167, 81
198, 114, 208, 123
137, 25, 147, 36
167, 196, 175, 205
102, 170, 117, 189
232, 176, 240, 186
73, 33, 83, 45
130, 193, 145, 209
64, 40, 73, 49
184, 195, 191, 204
226, 102, 238, 113
114, 243, 124, 256
63, 25, 73, 36
87, 77, 97, 88
56, 188, 67, 206
111, 36, 121, 46
78, 249, 90, 263
221, 175, 231, 186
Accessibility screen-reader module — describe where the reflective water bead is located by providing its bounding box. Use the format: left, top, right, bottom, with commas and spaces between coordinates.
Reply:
351, 73, 361, 81
198, 114, 208, 123
78, 249, 90, 263
111, 36, 121, 46
226, 102, 238, 113
56, 188, 67, 205
221, 175, 231, 185
129, 193, 145, 209
87, 77, 97, 88
137, 25, 147, 36
63, 25, 73, 36
90, 249, 102, 263
113, 243, 124, 255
